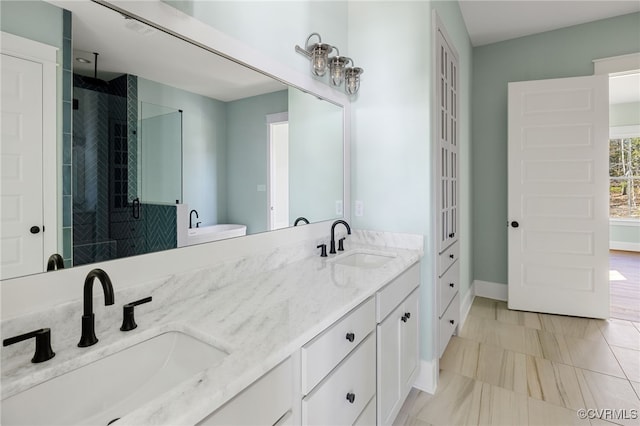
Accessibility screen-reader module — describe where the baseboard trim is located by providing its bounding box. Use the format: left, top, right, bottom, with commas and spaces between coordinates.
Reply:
473, 280, 507, 301
413, 358, 437, 394
459, 283, 475, 327
610, 242, 640, 252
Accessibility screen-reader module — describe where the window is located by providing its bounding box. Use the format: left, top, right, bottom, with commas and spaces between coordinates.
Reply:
609, 135, 640, 219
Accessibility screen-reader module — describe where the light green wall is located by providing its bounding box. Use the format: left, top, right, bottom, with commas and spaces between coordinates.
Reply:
0, 0, 63, 48
138, 77, 228, 227
472, 13, 640, 286
348, 0, 473, 361
611, 102, 640, 127
226, 91, 288, 234
162, 1, 348, 76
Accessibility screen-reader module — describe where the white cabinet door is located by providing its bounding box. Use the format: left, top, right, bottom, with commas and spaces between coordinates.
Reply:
377, 302, 402, 426
377, 289, 420, 426
508, 75, 609, 319
400, 289, 419, 390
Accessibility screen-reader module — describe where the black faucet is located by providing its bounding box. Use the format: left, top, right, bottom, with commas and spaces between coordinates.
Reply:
78, 268, 115, 347
330, 220, 351, 254
189, 209, 199, 229
3, 328, 55, 363
46, 253, 64, 271
294, 217, 309, 226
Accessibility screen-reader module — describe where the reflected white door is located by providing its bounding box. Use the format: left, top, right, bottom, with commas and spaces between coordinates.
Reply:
1, 53, 44, 279
508, 75, 609, 318
268, 118, 289, 230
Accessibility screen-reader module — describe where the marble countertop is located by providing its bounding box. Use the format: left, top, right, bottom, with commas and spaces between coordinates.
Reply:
1, 238, 422, 425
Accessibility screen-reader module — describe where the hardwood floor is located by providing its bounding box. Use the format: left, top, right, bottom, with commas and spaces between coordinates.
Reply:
395, 297, 640, 426
610, 250, 640, 322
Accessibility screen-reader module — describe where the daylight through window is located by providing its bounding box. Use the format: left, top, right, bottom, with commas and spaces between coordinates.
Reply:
609, 136, 640, 219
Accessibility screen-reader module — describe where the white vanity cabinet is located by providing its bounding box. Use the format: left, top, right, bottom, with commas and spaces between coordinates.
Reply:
197, 358, 293, 426
376, 263, 420, 426
300, 297, 376, 426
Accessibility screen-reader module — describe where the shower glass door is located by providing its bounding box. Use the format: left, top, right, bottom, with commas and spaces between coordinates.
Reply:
139, 102, 183, 204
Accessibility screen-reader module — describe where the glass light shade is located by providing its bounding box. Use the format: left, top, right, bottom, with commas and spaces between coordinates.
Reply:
345, 67, 363, 95
329, 56, 350, 86
310, 43, 331, 77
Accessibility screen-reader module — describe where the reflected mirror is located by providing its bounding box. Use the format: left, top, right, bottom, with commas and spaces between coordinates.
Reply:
0, 0, 345, 279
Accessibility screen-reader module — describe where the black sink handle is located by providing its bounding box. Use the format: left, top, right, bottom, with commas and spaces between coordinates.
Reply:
120, 297, 152, 331
3, 328, 55, 363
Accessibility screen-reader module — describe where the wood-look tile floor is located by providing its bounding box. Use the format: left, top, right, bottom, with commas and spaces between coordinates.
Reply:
395, 297, 640, 426
610, 250, 640, 323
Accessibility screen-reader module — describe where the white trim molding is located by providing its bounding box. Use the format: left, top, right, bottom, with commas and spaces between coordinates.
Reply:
473, 280, 508, 301
413, 358, 438, 395
459, 283, 475, 326
610, 125, 640, 139
611, 241, 640, 252
593, 52, 640, 75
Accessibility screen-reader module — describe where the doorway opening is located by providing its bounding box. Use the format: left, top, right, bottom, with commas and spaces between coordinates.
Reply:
608, 72, 640, 322
266, 112, 289, 231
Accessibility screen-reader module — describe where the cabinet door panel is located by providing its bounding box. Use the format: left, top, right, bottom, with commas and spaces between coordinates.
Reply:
401, 289, 419, 389
377, 303, 402, 425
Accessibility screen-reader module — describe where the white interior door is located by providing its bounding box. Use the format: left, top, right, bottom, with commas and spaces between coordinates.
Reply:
508, 74, 609, 319
1, 53, 45, 279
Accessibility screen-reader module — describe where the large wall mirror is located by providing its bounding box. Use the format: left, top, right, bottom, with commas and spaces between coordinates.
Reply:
0, 0, 345, 280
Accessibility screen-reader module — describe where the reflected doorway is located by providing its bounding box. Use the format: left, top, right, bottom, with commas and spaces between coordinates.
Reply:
267, 112, 289, 231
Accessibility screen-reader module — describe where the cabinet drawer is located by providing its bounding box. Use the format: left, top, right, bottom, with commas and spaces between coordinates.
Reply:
302, 333, 376, 426
376, 263, 420, 323
438, 241, 459, 276
302, 297, 375, 394
438, 293, 460, 358
354, 396, 376, 426
438, 262, 459, 318
197, 358, 292, 425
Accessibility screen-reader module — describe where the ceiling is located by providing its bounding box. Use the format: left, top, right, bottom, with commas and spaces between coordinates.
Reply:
49, 1, 285, 102
458, 0, 640, 47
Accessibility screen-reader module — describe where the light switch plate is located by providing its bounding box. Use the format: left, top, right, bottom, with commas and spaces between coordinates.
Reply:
355, 200, 363, 217
335, 200, 343, 215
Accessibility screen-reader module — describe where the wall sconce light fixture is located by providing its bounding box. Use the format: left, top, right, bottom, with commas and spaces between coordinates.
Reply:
296, 33, 363, 95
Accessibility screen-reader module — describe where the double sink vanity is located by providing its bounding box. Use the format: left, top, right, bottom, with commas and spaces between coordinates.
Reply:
1, 229, 423, 425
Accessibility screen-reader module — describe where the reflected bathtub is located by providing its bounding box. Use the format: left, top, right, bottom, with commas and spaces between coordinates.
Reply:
185, 224, 247, 246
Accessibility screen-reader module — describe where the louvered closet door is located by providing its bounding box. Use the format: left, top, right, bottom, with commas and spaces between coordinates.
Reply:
436, 28, 459, 254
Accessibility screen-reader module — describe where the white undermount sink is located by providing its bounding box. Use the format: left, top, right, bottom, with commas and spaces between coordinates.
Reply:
330, 249, 397, 268
1, 331, 228, 426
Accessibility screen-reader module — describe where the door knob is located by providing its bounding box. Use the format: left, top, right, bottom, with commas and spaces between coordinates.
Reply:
510, 221, 519, 228
346, 393, 355, 404
345, 332, 355, 342
30, 226, 41, 234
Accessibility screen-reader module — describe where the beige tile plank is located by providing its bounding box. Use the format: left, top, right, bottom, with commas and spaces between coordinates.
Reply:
610, 346, 640, 383
599, 321, 640, 351
411, 370, 484, 426
525, 355, 585, 410
575, 368, 640, 426
476, 381, 529, 426
565, 336, 626, 378
527, 397, 590, 426
439, 336, 480, 379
